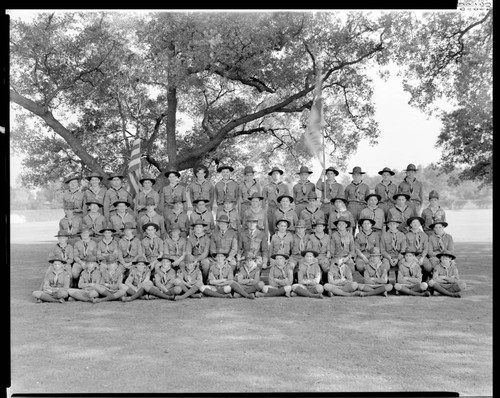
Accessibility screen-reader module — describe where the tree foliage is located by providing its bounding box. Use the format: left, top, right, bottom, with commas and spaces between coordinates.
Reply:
9, 10, 492, 189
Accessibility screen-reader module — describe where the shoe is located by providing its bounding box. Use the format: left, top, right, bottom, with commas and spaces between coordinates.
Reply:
290, 292, 297, 297
67, 297, 76, 302
246, 293, 255, 300
327, 291, 334, 297
382, 291, 387, 297
388, 270, 396, 284
35, 299, 42, 303
58, 298, 66, 303
423, 291, 431, 297
255, 292, 265, 298
233, 293, 241, 298
191, 293, 202, 299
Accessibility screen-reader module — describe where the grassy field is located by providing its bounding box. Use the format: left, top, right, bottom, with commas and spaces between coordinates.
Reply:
8, 208, 492, 395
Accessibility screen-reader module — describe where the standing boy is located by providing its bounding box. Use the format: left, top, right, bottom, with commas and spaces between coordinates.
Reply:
214, 164, 240, 214
103, 173, 134, 221
134, 177, 160, 219
344, 166, 370, 235
186, 220, 211, 282
187, 165, 215, 212
316, 166, 344, 222
164, 197, 190, 239
374, 167, 398, 217
238, 165, 262, 216
82, 199, 106, 240
398, 163, 424, 216
388, 193, 417, 234
209, 214, 238, 272
421, 190, 447, 236
160, 169, 187, 217
262, 166, 290, 236
292, 165, 316, 217
189, 198, 215, 237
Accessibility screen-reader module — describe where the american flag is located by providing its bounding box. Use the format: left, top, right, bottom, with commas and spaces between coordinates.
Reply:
127, 138, 141, 198
305, 66, 326, 168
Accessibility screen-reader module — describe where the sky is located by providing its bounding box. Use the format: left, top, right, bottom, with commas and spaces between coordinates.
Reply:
8, 10, 446, 188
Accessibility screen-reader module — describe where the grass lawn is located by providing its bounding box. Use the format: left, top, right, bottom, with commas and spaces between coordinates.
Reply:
9, 239, 492, 395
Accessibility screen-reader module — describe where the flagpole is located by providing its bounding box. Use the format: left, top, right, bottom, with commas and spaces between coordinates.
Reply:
322, 127, 326, 205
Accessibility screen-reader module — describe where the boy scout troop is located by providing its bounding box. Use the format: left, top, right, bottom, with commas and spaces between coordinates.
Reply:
34, 162, 465, 302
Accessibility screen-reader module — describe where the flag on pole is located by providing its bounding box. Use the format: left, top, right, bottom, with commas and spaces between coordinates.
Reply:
305, 66, 326, 168
127, 138, 141, 198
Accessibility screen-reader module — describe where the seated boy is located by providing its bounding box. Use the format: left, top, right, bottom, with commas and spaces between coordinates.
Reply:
174, 254, 204, 300
379, 214, 406, 283
153, 256, 182, 298
405, 216, 432, 280
291, 250, 324, 299
49, 230, 74, 276
255, 253, 293, 298
32, 255, 71, 303
235, 255, 265, 297
427, 218, 454, 270
92, 256, 127, 302
306, 220, 331, 275
67, 255, 102, 302
354, 218, 384, 276
330, 218, 356, 274
394, 250, 431, 297
358, 247, 393, 297
324, 257, 360, 297
427, 251, 466, 298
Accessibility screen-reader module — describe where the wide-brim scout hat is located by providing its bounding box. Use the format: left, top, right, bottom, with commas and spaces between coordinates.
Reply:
158, 255, 175, 262
54, 230, 71, 237
121, 222, 137, 231
385, 214, 402, 224
436, 251, 456, 260
275, 219, 291, 228
183, 254, 197, 264
369, 247, 382, 257
325, 166, 339, 176
107, 173, 124, 180
243, 165, 255, 174
48, 255, 67, 264
222, 195, 237, 203
268, 166, 284, 176
192, 197, 210, 204
428, 190, 440, 200
64, 174, 81, 184
297, 165, 313, 175
295, 219, 307, 228
393, 192, 410, 201
312, 220, 328, 227
330, 197, 348, 205
429, 219, 449, 229
217, 164, 234, 173
358, 217, 376, 226
85, 172, 103, 181
112, 200, 131, 207
378, 167, 395, 176
63, 202, 77, 210
406, 216, 425, 227
85, 255, 98, 263
365, 193, 381, 202
172, 197, 186, 203
99, 224, 117, 233
249, 192, 264, 201
216, 214, 231, 223
86, 200, 103, 207
277, 194, 294, 203
142, 222, 160, 231
301, 249, 318, 257
132, 255, 150, 265
100, 254, 118, 263
214, 248, 228, 257
193, 165, 209, 178
349, 166, 366, 174
401, 250, 417, 256
164, 169, 181, 178
191, 220, 208, 227
333, 218, 351, 227
140, 177, 156, 185
404, 163, 418, 172
78, 227, 91, 235
307, 192, 318, 200
270, 253, 289, 260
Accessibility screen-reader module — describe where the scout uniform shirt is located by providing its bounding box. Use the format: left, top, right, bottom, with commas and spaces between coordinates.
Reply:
398, 177, 424, 209
380, 229, 406, 261
344, 181, 370, 206
238, 261, 260, 281
73, 238, 98, 265
126, 267, 151, 290
239, 179, 262, 210
59, 214, 82, 237
298, 261, 322, 285
63, 188, 85, 217
209, 228, 238, 258
238, 228, 269, 260
110, 212, 137, 237
405, 230, 429, 258
179, 265, 203, 287
103, 186, 134, 220
50, 243, 74, 267
82, 212, 106, 238
78, 266, 102, 288
43, 265, 70, 291
134, 188, 160, 216
242, 207, 268, 234
428, 232, 454, 259
397, 258, 422, 285
355, 229, 380, 257
154, 267, 177, 287
188, 179, 215, 210
328, 262, 354, 285
328, 209, 355, 234
100, 263, 125, 291
432, 260, 460, 281
165, 209, 190, 237
292, 180, 316, 208
214, 179, 240, 208
83, 186, 107, 215
141, 235, 163, 263
97, 237, 120, 263
118, 235, 143, 266
306, 232, 331, 258
316, 179, 344, 204
359, 206, 385, 231
388, 205, 417, 234
160, 182, 187, 216
262, 181, 290, 209
186, 232, 210, 261
162, 236, 187, 263
269, 263, 292, 287
291, 232, 311, 258
331, 230, 355, 259
208, 261, 233, 284
421, 206, 447, 234
269, 231, 294, 258
299, 206, 326, 234
374, 181, 398, 210
363, 258, 387, 284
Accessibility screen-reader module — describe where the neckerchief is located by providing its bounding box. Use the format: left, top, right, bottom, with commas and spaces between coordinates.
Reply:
82, 240, 89, 257
405, 177, 415, 195
102, 238, 113, 254
58, 244, 68, 261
